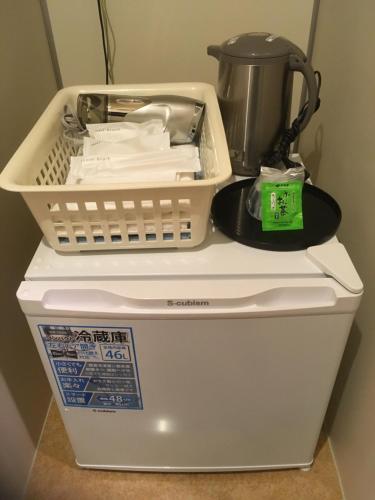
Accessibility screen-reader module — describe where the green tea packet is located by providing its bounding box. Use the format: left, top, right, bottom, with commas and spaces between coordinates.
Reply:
261, 180, 304, 231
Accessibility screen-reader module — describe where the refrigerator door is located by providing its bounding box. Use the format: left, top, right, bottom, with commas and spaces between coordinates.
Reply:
18, 278, 361, 471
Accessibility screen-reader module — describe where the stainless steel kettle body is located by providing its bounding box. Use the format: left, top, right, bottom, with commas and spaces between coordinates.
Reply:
217, 58, 293, 176
208, 33, 318, 176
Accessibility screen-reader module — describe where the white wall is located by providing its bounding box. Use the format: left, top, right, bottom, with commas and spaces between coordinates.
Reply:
0, 1, 57, 498
46, 0, 315, 119
299, 1, 375, 499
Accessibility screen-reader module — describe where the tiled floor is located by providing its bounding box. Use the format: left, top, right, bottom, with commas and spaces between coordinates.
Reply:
25, 401, 342, 500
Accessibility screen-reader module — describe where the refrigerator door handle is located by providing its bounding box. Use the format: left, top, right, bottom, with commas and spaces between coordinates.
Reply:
42, 287, 338, 311
16, 280, 361, 317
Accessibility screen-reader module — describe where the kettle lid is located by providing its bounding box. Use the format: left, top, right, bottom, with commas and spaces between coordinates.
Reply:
214, 32, 305, 63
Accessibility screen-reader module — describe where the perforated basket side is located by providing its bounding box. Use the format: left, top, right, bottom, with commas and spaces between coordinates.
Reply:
23, 185, 214, 251
34, 134, 77, 187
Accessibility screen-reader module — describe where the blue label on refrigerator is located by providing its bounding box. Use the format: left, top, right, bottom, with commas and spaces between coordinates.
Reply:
38, 324, 143, 410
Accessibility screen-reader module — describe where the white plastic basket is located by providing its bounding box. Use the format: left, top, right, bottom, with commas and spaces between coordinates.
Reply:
0, 83, 231, 252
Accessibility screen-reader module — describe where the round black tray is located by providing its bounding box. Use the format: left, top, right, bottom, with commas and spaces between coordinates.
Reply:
211, 179, 341, 251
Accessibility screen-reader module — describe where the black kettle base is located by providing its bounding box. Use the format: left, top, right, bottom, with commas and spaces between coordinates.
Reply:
211, 179, 341, 251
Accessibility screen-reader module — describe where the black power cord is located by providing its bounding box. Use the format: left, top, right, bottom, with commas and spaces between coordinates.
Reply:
97, 0, 109, 84
262, 71, 322, 169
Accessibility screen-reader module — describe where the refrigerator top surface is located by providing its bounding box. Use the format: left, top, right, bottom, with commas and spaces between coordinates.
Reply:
25, 228, 333, 281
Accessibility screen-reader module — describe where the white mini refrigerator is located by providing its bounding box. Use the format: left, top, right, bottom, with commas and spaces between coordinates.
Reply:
17, 231, 363, 472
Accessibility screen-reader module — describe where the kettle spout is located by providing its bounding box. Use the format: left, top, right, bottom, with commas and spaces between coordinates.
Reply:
207, 45, 221, 60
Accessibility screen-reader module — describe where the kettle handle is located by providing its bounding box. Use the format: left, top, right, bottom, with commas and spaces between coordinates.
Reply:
207, 45, 221, 60
289, 54, 319, 131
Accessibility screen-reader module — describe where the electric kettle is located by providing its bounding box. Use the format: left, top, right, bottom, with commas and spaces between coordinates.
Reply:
208, 32, 319, 176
